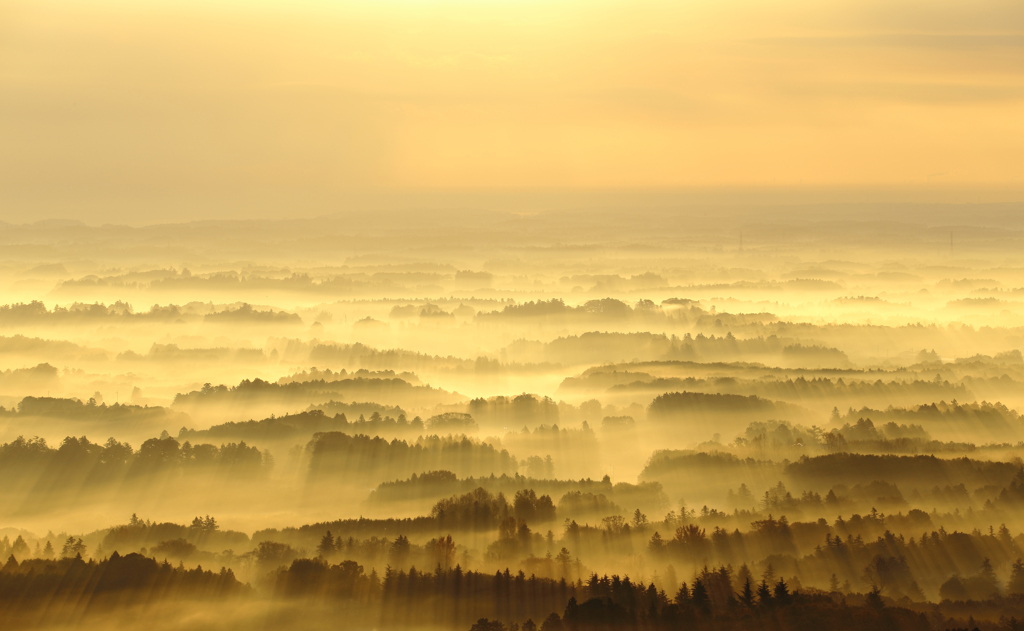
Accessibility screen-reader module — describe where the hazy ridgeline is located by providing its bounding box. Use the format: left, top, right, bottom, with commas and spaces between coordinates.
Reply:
8, 208, 1024, 630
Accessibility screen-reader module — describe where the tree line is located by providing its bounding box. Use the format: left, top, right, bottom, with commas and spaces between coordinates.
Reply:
0, 434, 269, 491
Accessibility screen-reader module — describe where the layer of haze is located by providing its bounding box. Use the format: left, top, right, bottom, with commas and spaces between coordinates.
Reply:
6, 3, 1024, 630
5, 207, 1024, 630
1, 0, 1022, 224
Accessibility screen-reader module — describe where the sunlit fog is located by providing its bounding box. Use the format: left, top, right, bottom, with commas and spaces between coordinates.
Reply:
3, 1, 1024, 630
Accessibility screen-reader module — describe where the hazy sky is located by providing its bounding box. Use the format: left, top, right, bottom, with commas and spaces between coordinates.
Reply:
1, 0, 1022, 223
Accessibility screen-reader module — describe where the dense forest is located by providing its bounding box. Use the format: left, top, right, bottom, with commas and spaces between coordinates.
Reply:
7, 0, 1024, 620
5, 209, 1024, 631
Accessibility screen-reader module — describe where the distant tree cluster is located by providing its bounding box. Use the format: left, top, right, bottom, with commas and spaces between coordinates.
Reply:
102, 513, 250, 558
0, 434, 270, 491
647, 391, 796, 424
179, 408, 425, 444
0, 552, 247, 624
369, 472, 667, 518
264, 559, 962, 630
173, 376, 463, 409
2, 396, 187, 424
305, 432, 519, 482
469, 395, 561, 426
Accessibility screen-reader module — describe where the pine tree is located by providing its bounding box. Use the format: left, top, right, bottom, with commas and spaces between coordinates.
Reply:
980, 557, 1001, 596
317, 531, 335, 558
739, 578, 755, 607
648, 532, 664, 554
555, 547, 572, 577
674, 582, 690, 607
1009, 559, 1024, 595
773, 578, 790, 604
691, 579, 711, 614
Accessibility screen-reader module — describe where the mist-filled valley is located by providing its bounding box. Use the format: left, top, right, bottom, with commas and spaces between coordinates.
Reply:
6, 0, 1024, 623
2, 208, 1024, 630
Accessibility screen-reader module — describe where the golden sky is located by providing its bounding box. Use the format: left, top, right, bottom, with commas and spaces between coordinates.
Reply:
0, 0, 1022, 221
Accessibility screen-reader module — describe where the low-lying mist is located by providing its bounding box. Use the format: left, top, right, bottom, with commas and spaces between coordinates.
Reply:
5, 206, 1024, 629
